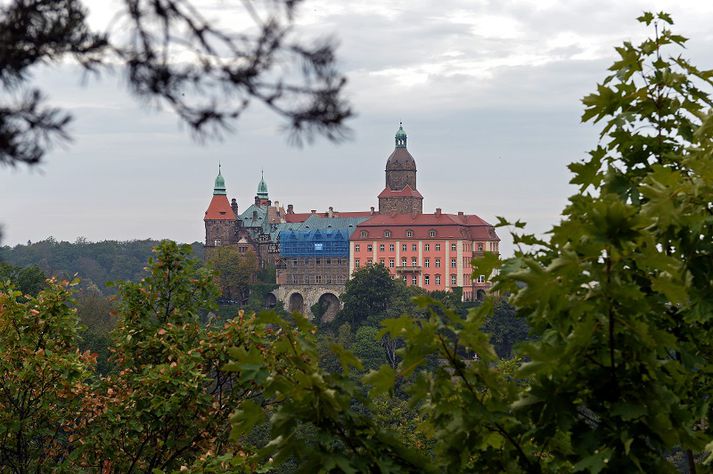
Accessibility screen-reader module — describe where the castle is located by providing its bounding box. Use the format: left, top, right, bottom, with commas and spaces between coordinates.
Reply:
204, 124, 500, 320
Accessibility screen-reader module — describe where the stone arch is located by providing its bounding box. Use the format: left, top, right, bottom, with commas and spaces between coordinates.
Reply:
316, 292, 340, 323
476, 289, 487, 301
288, 292, 305, 314
264, 292, 277, 308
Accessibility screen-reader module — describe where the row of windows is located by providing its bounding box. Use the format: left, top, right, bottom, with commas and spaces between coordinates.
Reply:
401, 274, 456, 285
354, 257, 470, 269
354, 242, 490, 253
359, 229, 440, 239
355, 242, 452, 252
291, 258, 345, 266
290, 274, 347, 284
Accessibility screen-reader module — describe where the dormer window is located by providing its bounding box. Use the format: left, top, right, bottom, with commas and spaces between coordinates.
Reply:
384, 230, 391, 238
429, 229, 437, 238
360, 230, 368, 238
406, 229, 414, 238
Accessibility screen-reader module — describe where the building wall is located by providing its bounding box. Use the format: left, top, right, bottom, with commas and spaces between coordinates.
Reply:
205, 219, 236, 247
378, 196, 423, 214
386, 169, 416, 191
282, 257, 349, 286
350, 237, 498, 295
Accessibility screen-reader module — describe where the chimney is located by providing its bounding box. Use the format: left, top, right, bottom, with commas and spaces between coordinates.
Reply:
267, 200, 272, 206
311, 209, 316, 214
231, 198, 238, 217
458, 211, 464, 216
435, 208, 442, 217
287, 204, 294, 214
370, 206, 375, 215
328, 206, 334, 218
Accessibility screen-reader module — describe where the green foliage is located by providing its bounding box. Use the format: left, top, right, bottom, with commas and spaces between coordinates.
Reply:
76, 241, 278, 472
0, 238, 205, 294
0, 277, 94, 473
339, 263, 398, 326
206, 245, 258, 304
0, 261, 46, 296
493, 12, 713, 471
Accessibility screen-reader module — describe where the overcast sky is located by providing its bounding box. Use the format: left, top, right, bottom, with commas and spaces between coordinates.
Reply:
2, 0, 713, 256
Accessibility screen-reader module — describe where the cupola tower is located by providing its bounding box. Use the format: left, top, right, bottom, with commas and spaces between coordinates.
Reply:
378, 123, 423, 214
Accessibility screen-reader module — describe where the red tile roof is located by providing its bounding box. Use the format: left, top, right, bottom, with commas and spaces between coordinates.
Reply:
204, 195, 236, 220
284, 210, 374, 223
377, 185, 423, 199
351, 212, 498, 241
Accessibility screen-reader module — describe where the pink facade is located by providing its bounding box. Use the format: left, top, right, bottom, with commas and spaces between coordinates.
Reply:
349, 210, 499, 299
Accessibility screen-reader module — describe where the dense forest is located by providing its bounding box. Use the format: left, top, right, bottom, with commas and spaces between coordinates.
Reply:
0, 238, 204, 293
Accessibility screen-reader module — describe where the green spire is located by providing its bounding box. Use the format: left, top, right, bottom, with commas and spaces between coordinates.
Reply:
395, 122, 407, 148
213, 164, 226, 195
257, 170, 269, 200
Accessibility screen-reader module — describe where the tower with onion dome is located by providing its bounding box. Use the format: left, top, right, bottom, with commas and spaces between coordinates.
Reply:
204, 165, 238, 248
378, 123, 423, 214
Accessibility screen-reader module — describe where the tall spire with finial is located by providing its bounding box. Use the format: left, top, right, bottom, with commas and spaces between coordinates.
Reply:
213, 163, 226, 195
257, 170, 269, 200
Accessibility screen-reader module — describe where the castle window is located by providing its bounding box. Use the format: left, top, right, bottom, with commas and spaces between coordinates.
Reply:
380, 258, 385, 266
316, 258, 321, 265
478, 242, 484, 251
316, 275, 322, 283
424, 243, 430, 251
355, 259, 360, 268
214, 239, 222, 246
401, 258, 407, 267
368, 258, 373, 265
424, 275, 430, 285
326, 258, 331, 264
402, 244, 407, 252
435, 274, 441, 285
451, 243, 457, 251
355, 244, 360, 252
435, 244, 441, 251
451, 258, 457, 268
292, 259, 298, 266
367, 244, 373, 252
360, 230, 368, 238
435, 258, 441, 268
411, 257, 417, 267
380, 244, 385, 251
429, 229, 437, 237
389, 243, 395, 252
406, 230, 414, 237
384, 230, 391, 238
412, 244, 417, 251
389, 258, 395, 268
411, 276, 417, 285
424, 258, 430, 268
478, 275, 486, 283
451, 274, 457, 285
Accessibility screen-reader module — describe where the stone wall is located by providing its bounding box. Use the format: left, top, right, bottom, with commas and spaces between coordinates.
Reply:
378, 196, 423, 214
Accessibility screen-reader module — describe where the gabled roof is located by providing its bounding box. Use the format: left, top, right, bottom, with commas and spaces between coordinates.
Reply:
284, 210, 374, 223
351, 212, 499, 241
204, 195, 235, 220
377, 185, 423, 199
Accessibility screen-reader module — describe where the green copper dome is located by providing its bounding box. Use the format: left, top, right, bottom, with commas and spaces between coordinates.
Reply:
395, 122, 407, 148
257, 170, 269, 200
213, 165, 227, 195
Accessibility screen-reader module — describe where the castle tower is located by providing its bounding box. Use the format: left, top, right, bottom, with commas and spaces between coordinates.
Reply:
378, 123, 423, 214
204, 165, 237, 247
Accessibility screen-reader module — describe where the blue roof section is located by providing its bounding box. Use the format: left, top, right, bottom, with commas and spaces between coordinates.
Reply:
278, 215, 369, 257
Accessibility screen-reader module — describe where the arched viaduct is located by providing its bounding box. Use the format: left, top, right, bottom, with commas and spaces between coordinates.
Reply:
270, 285, 344, 323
